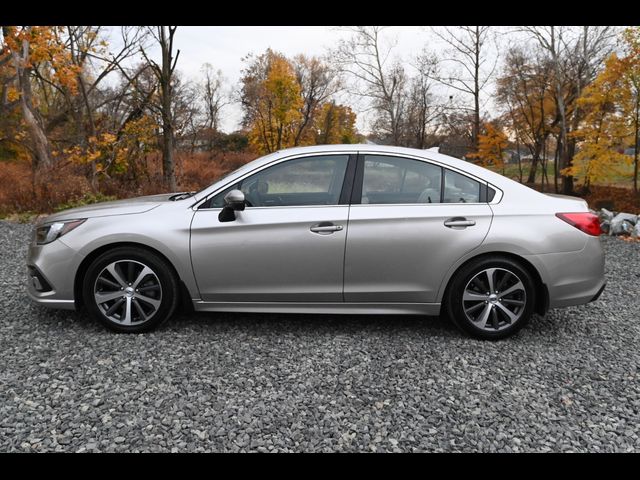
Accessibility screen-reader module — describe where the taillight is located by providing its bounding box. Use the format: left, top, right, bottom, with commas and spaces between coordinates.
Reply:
555, 212, 602, 236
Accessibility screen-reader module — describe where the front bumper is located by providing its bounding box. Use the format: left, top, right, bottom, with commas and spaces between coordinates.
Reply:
26, 237, 83, 310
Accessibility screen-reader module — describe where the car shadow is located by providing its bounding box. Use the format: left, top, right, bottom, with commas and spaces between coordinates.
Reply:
24, 294, 555, 340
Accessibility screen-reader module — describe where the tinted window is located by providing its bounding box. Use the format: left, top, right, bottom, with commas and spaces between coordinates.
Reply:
209, 155, 349, 208
361, 155, 442, 204
443, 169, 480, 203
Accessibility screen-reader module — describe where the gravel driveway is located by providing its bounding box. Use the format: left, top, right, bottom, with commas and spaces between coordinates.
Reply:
1, 220, 639, 452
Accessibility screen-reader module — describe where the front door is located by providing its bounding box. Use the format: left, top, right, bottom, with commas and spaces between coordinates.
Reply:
190, 154, 353, 302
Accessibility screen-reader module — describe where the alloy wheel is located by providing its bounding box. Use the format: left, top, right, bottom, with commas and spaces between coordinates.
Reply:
93, 259, 162, 325
462, 267, 527, 332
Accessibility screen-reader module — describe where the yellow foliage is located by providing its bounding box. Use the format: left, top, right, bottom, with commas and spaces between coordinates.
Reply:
245, 52, 303, 154
469, 122, 508, 168
568, 29, 640, 186
314, 102, 358, 144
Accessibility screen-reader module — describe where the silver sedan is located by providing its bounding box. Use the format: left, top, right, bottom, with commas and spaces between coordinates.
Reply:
26, 145, 606, 339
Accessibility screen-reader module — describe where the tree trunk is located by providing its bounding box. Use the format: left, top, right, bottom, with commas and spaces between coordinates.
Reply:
9, 32, 52, 171
634, 101, 639, 194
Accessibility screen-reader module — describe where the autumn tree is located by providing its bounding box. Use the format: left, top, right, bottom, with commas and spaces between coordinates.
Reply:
0, 26, 76, 170
469, 121, 508, 170
496, 47, 556, 185
522, 26, 617, 194
568, 27, 640, 191
241, 50, 303, 154
314, 102, 358, 144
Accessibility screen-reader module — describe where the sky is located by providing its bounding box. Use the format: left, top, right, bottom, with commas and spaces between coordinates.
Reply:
106, 26, 498, 134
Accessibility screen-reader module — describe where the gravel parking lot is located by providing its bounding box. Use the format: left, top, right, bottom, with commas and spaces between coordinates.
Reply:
1, 220, 639, 452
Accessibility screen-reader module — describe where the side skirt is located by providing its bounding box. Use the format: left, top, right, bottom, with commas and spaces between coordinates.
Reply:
192, 301, 441, 316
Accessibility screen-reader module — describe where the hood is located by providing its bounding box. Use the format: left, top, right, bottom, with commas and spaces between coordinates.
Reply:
41, 193, 183, 223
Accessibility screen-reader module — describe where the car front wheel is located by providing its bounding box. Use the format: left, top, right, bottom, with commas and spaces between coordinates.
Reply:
82, 246, 179, 333
445, 256, 536, 340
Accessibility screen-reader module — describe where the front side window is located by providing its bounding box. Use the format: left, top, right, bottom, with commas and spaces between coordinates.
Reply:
360, 155, 442, 204
208, 155, 349, 208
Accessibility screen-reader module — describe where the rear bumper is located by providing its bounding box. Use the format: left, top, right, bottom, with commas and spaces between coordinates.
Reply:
525, 235, 606, 309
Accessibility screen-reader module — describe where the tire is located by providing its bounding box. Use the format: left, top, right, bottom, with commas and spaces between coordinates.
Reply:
444, 256, 536, 340
82, 246, 180, 333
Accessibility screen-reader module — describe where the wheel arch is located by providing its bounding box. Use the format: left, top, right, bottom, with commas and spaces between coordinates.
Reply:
439, 251, 549, 317
74, 241, 193, 312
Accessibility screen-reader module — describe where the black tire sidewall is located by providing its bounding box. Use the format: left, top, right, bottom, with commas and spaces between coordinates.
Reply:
82, 247, 179, 333
446, 257, 536, 340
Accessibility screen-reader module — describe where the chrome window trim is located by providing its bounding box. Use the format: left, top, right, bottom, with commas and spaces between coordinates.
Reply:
192, 149, 505, 210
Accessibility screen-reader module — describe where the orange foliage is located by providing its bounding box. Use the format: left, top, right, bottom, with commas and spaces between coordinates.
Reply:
0, 151, 258, 215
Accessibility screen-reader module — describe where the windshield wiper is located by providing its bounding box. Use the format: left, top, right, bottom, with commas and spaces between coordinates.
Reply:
169, 192, 195, 201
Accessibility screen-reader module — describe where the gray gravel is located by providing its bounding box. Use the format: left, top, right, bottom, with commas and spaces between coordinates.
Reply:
1, 220, 639, 452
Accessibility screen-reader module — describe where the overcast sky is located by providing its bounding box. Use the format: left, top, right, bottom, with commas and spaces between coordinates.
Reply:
107, 26, 500, 133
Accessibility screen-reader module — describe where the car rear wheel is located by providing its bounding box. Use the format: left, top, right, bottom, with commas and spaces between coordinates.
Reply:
82, 247, 179, 333
445, 256, 536, 340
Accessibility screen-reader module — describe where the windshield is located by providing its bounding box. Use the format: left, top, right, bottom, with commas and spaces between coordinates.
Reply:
193, 151, 279, 198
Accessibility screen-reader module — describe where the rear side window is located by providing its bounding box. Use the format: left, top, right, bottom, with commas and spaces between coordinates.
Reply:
361, 155, 442, 204
443, 169, 481, 203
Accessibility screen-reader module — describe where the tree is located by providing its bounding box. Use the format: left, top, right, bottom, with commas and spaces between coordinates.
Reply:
568, 28, 640, 191
619, 27, 640, 192
291, 54, 340, 146
430, 26, 497, 154
334, 26, 407, 145
199, 63, 227, 134
139, 26, 180, 191
1, 26, 71, 170
522, 26, 616, 194
403, 51, 443, 148
241, 50, 303, 154
496, 47, 556, 185
469, 121, 508, 170
314, 102, 358, 144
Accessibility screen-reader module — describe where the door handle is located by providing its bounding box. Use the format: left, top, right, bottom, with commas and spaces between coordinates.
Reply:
444, 217, 476, 228
310, 223, 343, 234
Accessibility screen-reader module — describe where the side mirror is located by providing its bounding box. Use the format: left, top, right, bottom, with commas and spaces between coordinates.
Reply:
218, 189, 245, 222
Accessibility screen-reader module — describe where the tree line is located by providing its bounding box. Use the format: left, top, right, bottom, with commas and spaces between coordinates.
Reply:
1, 25, 639, 201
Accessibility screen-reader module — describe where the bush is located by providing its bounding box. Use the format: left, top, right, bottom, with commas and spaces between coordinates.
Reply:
0, 150, 258, 216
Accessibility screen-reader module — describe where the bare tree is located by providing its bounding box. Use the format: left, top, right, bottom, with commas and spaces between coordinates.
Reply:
139, 26, 180, 191
430, 26, 498, 154
404, 51, 444, 148
200, 63, 227, 133
291, 54, 340, 145
334, 26, 407, 145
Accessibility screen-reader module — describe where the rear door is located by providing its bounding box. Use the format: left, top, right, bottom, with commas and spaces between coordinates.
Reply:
344, 153, 493, 303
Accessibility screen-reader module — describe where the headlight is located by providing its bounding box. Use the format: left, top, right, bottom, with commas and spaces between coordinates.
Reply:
35, 219, 86, 245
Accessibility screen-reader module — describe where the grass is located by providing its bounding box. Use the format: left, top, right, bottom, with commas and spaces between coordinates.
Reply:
487, 160, 637, 188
